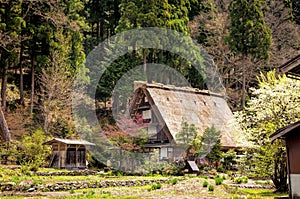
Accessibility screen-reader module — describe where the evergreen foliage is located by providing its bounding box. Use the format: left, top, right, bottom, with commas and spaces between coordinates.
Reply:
227, 0, 272, 108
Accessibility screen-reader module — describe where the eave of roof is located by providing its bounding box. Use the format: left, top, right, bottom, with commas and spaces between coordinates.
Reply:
270, 121, 300, 141
278, 54, 300, 79
44, 138, 96, 146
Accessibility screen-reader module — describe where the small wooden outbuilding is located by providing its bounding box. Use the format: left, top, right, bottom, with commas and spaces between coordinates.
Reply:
44, 138, 95, 169
270, 121, 300, 199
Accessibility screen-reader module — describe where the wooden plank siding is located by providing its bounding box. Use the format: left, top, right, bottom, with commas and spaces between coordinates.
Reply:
44, 138, 95, 169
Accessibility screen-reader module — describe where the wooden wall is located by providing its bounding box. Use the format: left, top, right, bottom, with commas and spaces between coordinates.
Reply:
49, 142, 86, 169
286, 129, 300, 174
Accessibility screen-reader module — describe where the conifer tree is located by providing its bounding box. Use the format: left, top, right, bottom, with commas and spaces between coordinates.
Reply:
227, 0, 271, 109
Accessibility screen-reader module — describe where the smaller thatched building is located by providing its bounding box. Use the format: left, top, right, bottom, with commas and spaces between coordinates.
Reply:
44, 138, 95, 169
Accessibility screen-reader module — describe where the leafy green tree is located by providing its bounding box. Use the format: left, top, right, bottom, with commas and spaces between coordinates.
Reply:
84, 0, 121, 53
227, 0, 272, 109
222, 149, 237, 171
0, 0, 25, 110
175, 120, 199, 160
198, 126, 222, 168
176, 120, 198, 146
19, 129, 51, 172
236, 70, 300, 192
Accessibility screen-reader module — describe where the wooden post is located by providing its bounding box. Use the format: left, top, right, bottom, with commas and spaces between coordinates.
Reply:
75, 145, 78, 168
58, 143, 61, 168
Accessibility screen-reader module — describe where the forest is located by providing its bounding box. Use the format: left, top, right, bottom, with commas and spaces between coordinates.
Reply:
0, 0, 298, 136
0, 0, 300, 196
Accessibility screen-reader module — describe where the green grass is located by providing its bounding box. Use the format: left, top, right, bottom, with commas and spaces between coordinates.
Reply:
0, 195, 143, 199
57, 195, 143, 199
0, 174, 169, 184
237, 188, 287, 197
147, 183, 162, 191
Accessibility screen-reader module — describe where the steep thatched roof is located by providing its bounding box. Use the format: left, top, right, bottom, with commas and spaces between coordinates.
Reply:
131, 81, 239, 148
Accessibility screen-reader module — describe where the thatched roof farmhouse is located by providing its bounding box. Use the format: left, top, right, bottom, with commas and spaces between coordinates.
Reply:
129, 81, 240, 161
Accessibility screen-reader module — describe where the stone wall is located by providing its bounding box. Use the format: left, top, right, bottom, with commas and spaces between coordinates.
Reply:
0, 178, 169, 192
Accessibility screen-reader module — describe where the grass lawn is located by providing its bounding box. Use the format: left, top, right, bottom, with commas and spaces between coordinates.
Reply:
0, 166, 289, 199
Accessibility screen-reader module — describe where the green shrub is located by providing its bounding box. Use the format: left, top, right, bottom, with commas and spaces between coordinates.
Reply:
235, 177, 243, 184
19, 130, 51, 173
203, 181, 208, 187
168, 178, 178, 185
69, 189, 75, 194
198, 175, 208, 179
234, 176, 248, 184
148, 183, 162, 191
214, 177, 223, 185
217, 166, 225, 173
208, 185, 214, 192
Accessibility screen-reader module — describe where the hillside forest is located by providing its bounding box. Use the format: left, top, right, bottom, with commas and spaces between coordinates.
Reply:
0, 0, 300, 190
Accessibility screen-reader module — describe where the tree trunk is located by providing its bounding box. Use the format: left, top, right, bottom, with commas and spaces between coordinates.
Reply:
19, 42, 25, 106
143, 49, 148, 83
241, 56, 246, 109
0, 107, 10, 142
272, 148, 288, 192
1, 65, 8, 111
96, 22, 100, 42
100, 18, 104, 41
30, 53, 35, 114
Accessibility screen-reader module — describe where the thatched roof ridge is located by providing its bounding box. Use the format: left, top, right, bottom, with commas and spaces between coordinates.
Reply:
132, 81, 239, 148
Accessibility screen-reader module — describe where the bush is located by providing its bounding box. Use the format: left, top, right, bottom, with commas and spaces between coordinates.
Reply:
148, 183, 162, 191
198, 175, 208, 179
19, 130, 51, 172
208, 185, 214, 192
168, 178, 178, 185
203, 181, 208, 187
217, 166, 225, 173
214, 177, 223, 185
234, 176, 248, 184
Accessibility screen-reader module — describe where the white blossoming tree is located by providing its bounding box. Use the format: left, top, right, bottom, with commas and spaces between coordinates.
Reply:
235, 70, 300, 192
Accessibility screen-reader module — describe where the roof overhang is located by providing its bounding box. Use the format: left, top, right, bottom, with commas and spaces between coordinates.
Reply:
278, 54, 300, 79
270, 121, 300, 141
44, 138, 96, 146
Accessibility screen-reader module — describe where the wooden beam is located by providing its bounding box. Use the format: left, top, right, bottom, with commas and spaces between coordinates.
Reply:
58, 143, 61, 168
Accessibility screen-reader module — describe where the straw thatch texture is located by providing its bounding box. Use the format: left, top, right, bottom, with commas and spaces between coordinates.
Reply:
132, 81, 238, 148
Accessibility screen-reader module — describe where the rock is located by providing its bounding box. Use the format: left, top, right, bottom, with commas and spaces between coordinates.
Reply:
27, 187, 35, 192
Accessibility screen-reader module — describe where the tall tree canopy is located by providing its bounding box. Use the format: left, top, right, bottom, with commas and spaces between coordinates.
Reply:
227, 0, 272, 109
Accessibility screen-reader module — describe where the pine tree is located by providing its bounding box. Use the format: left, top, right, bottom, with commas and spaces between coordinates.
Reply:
227, 0, 271, 109
198, 126, 221, 168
